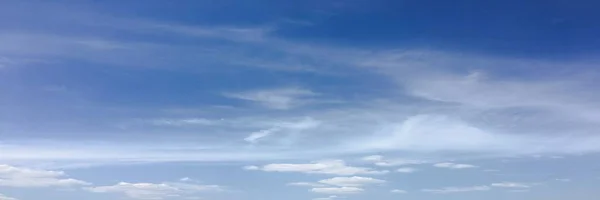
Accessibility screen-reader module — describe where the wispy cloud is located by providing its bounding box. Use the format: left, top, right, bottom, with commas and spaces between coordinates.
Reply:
258, 160, 388, 175
85, 181, 222, 200
433, 162, 478, 169
287, 182, 328, 187
391, 189, 407, 193
0, 194, 18, 200
421, 186, 491, 193
0, 164, 89, 187
312, 195, 339, 200
318, 176, 385, 187
224, 87, 317, 110
396, 167, 418, 173
311, 187, 364, 195
490, 182, 532, 188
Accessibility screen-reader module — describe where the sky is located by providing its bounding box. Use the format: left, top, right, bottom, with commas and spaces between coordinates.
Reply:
1, 0, 600, 200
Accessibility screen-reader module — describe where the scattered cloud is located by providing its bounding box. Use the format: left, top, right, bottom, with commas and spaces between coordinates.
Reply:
361, 155, 427, 167
318, 176, 385, 187
555, 178, 571, 182
422, 186, 491, 193
433, 162, 478, 169
391, 189, 407, 193
0, 164, 89, 187
242, 165, 259, 170
396, 167, 418, 173
312, 195, 339, 200
179, 177, 191, 182
287, 182, 328, 187
0, 194, 18, 200
149, 118, 216, 126
259, 160, 388, 175
224, 87, 317, 110
491, 182, 531, 188
85, 181, 222, 200
244, 128, 279, 143
311, 187, 364, 195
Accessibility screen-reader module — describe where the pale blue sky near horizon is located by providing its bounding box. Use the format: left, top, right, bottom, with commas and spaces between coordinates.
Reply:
1, 0, 600, 200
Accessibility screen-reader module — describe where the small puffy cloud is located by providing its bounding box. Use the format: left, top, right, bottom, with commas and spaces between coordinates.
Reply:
0, 194, 18, 200
260, 160, 388, 175
287, 182, 328, 187
491, 182, 531, 188
422, 186, 490, 193
391, 189, 407, 193
396, 167, 418, 173
313, 195, 338, 200
86, 181, 222, 200
311, 187, 364, 194
242, 165, 259, 170
224, 87, 317, 110
318, 176, 385, 187
433, 162, 478, 169
0, 164, 90, 188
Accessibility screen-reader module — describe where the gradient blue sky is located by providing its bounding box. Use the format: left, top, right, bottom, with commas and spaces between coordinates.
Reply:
2, 0, 600, 200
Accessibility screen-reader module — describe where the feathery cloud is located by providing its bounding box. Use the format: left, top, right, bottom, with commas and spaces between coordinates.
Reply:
259, 160, 388, 175
86, 181, 222, 200
433, 162, 478, 169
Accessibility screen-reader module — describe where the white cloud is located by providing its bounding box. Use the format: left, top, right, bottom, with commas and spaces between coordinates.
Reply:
433, 162, 478, 169
224, 87, 317, 110
85, 181, 222, 200
0, 164, 89, 187
149, 118, 216, 126
244, 117, 321, 144
179, 177, 191, 182
260, 160, 388, 175
244, 128, 278, 143
361, 155, 383, 162
422, 186, 491, 193
312, 195, 338, 200
555, 178, 571, 182
0, 194, 18, 200
491, 182, 531, 188
361, 155, 427, 167
242, 165, 259, 170
391, 189, 407, 193
311, 187, 364, 194
396, 167, 418, 173
287, 182, 328, 187
318, 176, 385, 187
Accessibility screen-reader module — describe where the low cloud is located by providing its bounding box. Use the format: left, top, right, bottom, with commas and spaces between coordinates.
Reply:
318, 176, 385, 187
311, 187, 364, 194
85, 181, 222, 200
0, 164, 89, 188
259, 160, 388, 175
391, 189, 407, 193
422, 186, 490, 193
433, 162, 478, 169
396, 167, 418, 173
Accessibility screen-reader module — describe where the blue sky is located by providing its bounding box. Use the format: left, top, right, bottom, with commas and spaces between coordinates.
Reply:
1, 0, 600, 200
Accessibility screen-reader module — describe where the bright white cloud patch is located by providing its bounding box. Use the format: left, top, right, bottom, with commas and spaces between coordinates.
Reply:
0, 194, 18, 200
491, 182, 531, 188
433, 162, 478, 169
391, 189, 407, 193
311, 187, 364, 194
224, 87, 317, 110
318, 176, 385, 187
422, 186, 491, 193
287, 182, 328, 187
396, 167, 418, 173
260, 160, 388, 175
86, 181, 222, 200
0, 164, 89, 187
242, 165, 260, 170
